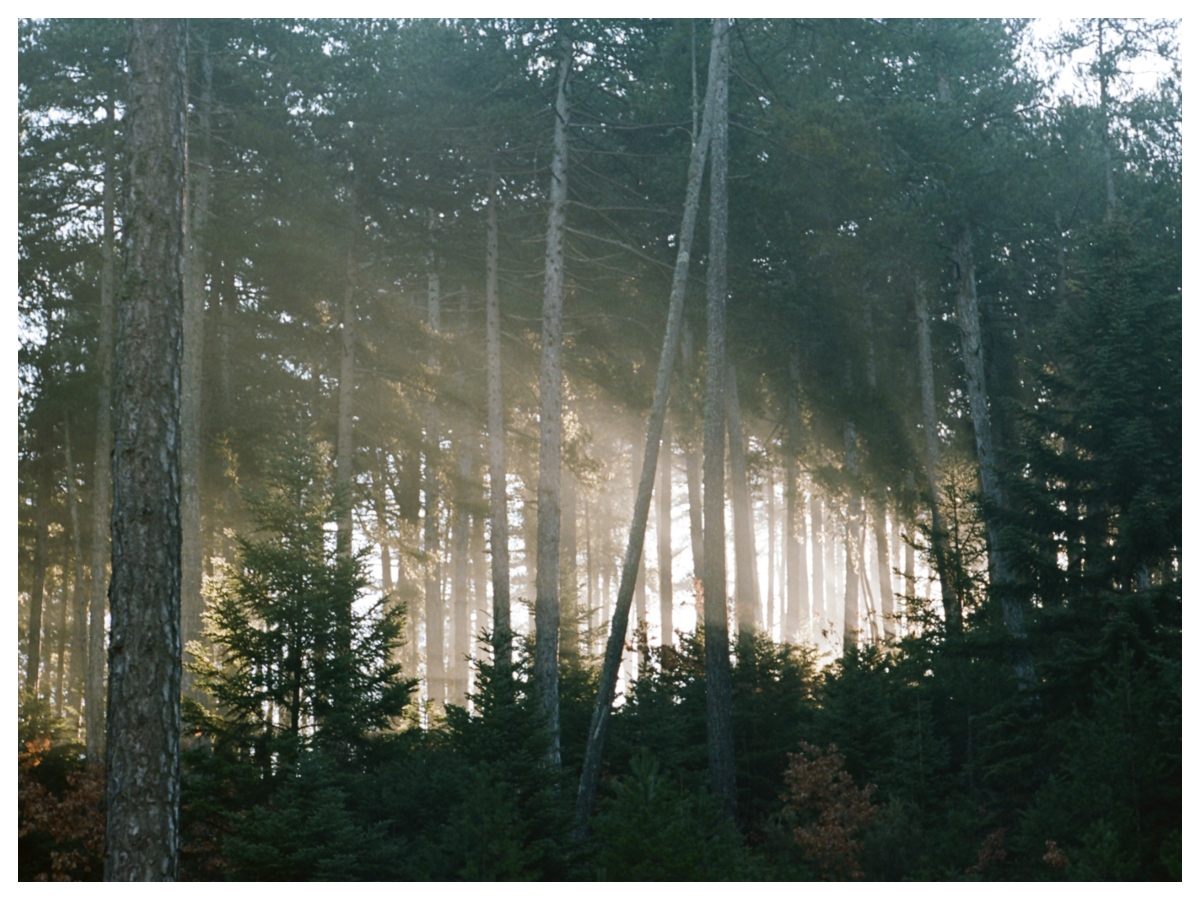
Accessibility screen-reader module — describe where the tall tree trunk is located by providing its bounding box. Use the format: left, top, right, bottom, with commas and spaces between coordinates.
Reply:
64, 416, 88, 717
658, 419, 674, 645
631, 433, 649, 671
104, 20, 186, 881
810, 494, 825, 643
561, 468, 579, 660
702, 18, 736, 819
766, 465, 776, 637
424, 270, 444, 707
471, 510, 488, 687
843, 421, 861, 654
485, 166, 512, 681
26, 454, 51, 698
87, 90, 117, 761
683, 324, 704, 581
726, 364, 758, 633
872, 501, 895, 640
336, 190, 357, 562
55, 572, 69, 716
952, 230, 1029, 671
574, 22, 720, 832
533, 33, 572, 764
914, 274, 961, 634
180, 32, 212, 697
785, 358, 807, 642
451, 436, 472, 706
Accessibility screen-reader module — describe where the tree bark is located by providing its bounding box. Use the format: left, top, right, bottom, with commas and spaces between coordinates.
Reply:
785, 358, 808, 642
843, 421, 861, 654
451, 432, 472, 706
336, 190, 357, 562
561, 467, 579, 660
485, 166, 512, 680
574, 21, 720, 832
810, 494, 825, 643
766, 465, 776, 637
658, 419, 674, 645
180, 32, 212, 697
64, 416, 88, 716
872, 501, 895, 640
104, 19, 186, 881
683, 323, 704, 582
533, 33, 572, 765
87, 90, 117, 762
726, 364, 759, 633
702, 18, 737, 819
25, 453, 51, 698
424, 271, 444, 707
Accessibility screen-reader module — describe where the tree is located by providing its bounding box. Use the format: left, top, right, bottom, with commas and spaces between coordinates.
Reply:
103, 18, 186, 881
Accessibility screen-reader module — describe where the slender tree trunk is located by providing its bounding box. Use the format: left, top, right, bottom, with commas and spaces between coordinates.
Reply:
374, 458, 393, 597
785, 358, 807, 642
64, 416, 88, 716
336, 190, 357, 562
533, 34, 572, 765
26, 457, 51, 698
766, 466, 776, 637
87, 90, 117, 761
952, 230, 1029, 669
574, 23, 720, 831
451, 437, 472, 705
424, 270, 444, 707
181, 33, 212, 697
55, 574, 69, 716
872, 501, 895, 640
485, 167, 512, 681
683, 324, 704, 581
104, 20, 186, 880
561, 468, 579, 660
843, 421, 861, 654
702, 18, 736, 819
810, 494, 825, 643
914, 274, 962, 635
726, 364, 758, 633
657, 419, 674, 645
471, 510, 488, 686
631, 433, 649, 671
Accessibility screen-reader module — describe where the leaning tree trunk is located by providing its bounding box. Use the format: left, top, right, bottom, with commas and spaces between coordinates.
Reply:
104, 19, 186, 881
533, 33, 572, 766
485, 166, 512, 681
952, 229, 1029, 677
180, 33, 213, 696
574, 20, 720, 833
87, 90, 118, 762
702, 18, 737, 820
726, 364, 759, 634
914, 273, 962, 635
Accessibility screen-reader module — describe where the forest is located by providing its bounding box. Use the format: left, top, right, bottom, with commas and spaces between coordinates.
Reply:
17, 18, 1181, 881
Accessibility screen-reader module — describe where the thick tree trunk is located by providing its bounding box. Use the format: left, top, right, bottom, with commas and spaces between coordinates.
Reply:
574, 23, 720, 832
914, 274, 962, 635
953, 230, 1029, 669
658, 419, 673, 645
87, 91, 117, 761
26, 457, 51, 698
424, 270, 444, 708
64, 416, 88, 715
726, 364, 759, 633
180, 34, 212, 696
701, 18, 737, 819
485, 168, 511, 680
104, 20, 186, 881
534, 36, 572, 764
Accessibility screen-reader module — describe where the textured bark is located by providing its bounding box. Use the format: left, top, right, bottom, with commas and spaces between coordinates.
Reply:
485, 169, 511, 679
843, 421, 861, 653
104, 19, 186, 881
701, 18, 736, 819
180, 34, 212, 696
533, 35, 572, 765
658, 419, 674, 645
87, 91, 117, 761
574, 24, 719, 832
914, 274, 962, 634
64, 416, 87, 714
424, 272, 444, 707
26, 456, 51, 697
953, 230, 1028, 660
726, 365, 759, 632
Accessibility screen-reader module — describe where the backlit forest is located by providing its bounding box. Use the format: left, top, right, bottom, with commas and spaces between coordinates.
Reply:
18, 18, 1180, 880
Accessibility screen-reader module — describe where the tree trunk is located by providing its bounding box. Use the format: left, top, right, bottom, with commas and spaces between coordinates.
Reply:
64, 416, 88, 716
561, 467, 579, 660
26, 455, 51, 698
181, 33, 212, 697
766, 465, 776, 637
533, 34, 572, 766
336, 191, 357, 562
810, 494, 825, 643
424, 271, 444, 708
683, 324, 704, 582
104, 20, 186, 881
785, 358, 808, 642
451, 435, 472, 706
574, 21, 720, 832
843, 421, 861, 654
485, 166, 512, 680
914, 274, 962, 635
872, 501, 895, 640
726, 364, 759, 633
87, 90, 117, 762
702, 18, 736, 819
952, 230, 1029, 668
658, 418, 673, 645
